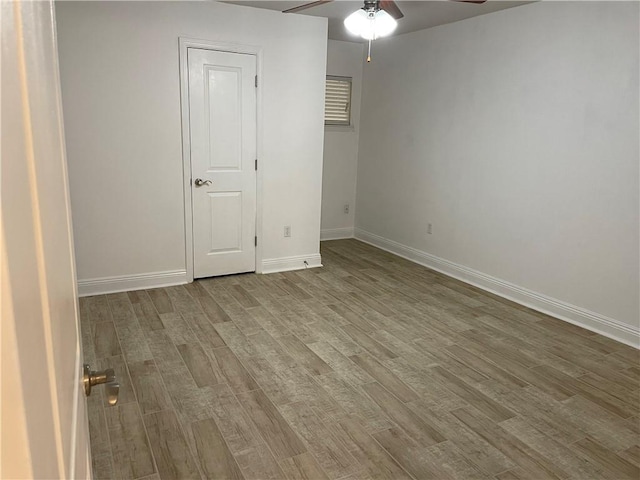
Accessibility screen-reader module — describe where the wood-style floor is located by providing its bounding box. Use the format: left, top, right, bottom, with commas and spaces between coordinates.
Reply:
81, 239, 640, 480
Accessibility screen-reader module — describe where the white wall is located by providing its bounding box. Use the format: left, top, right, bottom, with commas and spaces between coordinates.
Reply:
55, 1, 327, 291
355, 2, 639, 344
321, 40, 364, 240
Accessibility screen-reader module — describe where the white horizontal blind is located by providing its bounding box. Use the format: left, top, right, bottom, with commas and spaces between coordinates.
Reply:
325, 76, 352, 126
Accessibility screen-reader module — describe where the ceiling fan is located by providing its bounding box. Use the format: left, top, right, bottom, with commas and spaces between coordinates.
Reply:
283, 0, 487, 62
283, 0, 488, 18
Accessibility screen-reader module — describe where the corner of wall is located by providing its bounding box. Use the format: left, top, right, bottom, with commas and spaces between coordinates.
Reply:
321, 39, 365, 236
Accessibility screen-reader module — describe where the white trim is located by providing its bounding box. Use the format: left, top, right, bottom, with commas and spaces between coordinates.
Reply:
178, 37, 264, 279
354, 228, 640, 349
261, 254, 323, 274
321, 227, 354, 241
77, 270, 188, 297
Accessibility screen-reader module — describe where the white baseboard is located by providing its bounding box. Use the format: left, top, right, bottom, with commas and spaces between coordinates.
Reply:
354, 228, 640, 349
78, 270, 188, 297
261, 254, 323, 274
321, 227, 354, 241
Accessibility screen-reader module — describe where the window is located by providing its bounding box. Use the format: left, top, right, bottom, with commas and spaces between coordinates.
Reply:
324, 75, 352, 126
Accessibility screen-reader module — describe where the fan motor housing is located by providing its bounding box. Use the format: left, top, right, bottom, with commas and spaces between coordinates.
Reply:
364, 1, 380, 12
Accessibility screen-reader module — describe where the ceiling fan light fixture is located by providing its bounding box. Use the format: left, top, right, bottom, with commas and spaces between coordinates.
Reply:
344, 7, 397, 40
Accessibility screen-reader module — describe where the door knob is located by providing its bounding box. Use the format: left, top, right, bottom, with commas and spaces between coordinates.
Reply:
83, 364, 120, 406
194, 178, 212, 187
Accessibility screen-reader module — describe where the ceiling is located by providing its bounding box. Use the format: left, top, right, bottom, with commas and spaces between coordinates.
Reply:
222, 1, 533, 42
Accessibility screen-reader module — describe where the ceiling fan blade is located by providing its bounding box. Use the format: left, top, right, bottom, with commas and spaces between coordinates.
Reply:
379, 0, 404, 19
282, 0, 334, 14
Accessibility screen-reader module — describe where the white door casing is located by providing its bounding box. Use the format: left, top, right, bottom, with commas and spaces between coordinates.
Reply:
188, 48, 257, 278
1, 0, 91, 478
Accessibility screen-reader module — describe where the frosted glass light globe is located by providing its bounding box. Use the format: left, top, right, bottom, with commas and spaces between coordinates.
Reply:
344, 9, 370, 36
369, 9, 397, 38
344, 8, 397, 40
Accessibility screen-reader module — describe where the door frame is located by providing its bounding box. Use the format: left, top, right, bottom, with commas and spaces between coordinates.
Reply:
178, 37, 263, 282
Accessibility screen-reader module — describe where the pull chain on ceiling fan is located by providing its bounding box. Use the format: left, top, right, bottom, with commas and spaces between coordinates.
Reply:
283, 0, 487, 62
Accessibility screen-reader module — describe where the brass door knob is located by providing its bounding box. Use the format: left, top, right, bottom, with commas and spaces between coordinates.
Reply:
83, 364, 120, 406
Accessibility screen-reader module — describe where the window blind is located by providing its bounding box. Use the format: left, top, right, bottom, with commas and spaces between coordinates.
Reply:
325, 76, 352, 126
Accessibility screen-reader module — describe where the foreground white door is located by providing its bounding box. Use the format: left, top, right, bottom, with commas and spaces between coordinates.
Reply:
188, 48, 257, 278
1, 1, 91, 478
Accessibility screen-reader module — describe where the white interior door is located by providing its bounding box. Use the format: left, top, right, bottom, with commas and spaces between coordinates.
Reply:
188, 48, 257, 278
1, 1, 90, 478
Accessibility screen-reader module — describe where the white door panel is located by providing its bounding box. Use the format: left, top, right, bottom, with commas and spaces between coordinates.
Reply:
206, 66, 242, 170
188, 48, 257, 278
1, 1, 90, 477
207, 191, 243, 253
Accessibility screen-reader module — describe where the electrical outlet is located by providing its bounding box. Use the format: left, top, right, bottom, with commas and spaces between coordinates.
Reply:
343, 204, 350, 214
427, 223, 433, 235
284, 226, 291, 237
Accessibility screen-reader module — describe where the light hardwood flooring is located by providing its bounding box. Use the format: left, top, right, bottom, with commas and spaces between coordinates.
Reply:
81, 239, 640, 480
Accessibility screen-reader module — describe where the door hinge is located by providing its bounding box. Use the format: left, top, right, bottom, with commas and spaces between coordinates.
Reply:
254, 236, 257, 246
255, 159, 258, 171
255, 75, 258, 88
